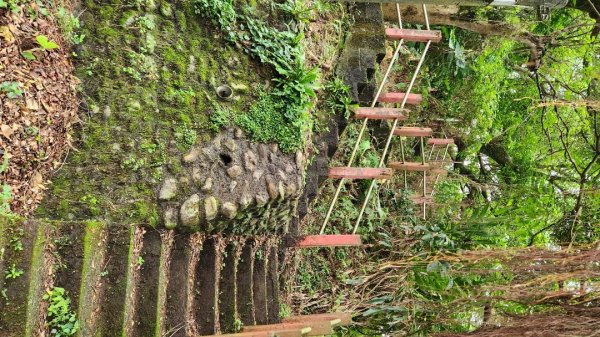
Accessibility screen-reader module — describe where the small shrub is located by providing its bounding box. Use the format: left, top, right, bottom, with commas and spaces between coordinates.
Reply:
44, 287, 79, 337
0, 81, 23, 98
209, 106, 232, 132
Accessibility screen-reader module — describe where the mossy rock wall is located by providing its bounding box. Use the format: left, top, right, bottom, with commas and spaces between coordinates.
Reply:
37, 0, 301, 233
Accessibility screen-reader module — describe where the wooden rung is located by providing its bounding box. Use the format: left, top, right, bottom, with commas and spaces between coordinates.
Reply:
205, 329, 306, 337
296, 235, 362, 248
428, 161, 448, 168
328, 167, 393, 180
385, 28, 443, 43
410, 196, 434, 204
428, 138, 455, 145
378, 92, 422, 105
389, 162, 431, 171
352, 107, 408, 120
244, 321, 331, 336
430, 168, 448, 176
283, 312, 353, 326
393, 127, 433, 137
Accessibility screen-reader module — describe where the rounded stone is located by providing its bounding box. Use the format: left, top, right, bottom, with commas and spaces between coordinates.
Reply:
204, 197, 219, 221
183, 148, 200, 163
163, 208, 178, 230
244, 151, 258, 171
255, 193, 269, 207
265, 175, 278, 199
158, 178, 178, 200
201, 178, 213, 192
221, 202, 238, 220
180, 194, 201, 228
239, 193, 252, 209
295, 150, 304, 168
224, 138, 237, 152
227, 165, 243, 178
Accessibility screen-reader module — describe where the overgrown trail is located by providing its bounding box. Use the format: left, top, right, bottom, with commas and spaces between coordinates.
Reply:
0, 219, 285, 336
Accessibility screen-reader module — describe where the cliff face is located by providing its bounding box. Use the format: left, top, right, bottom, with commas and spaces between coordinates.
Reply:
37, 0, 303, 233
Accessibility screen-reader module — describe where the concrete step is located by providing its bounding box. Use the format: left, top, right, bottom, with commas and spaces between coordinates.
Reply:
0, 219, 285, 337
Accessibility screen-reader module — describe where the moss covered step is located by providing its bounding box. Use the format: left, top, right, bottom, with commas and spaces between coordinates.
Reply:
0, 218, 285, 337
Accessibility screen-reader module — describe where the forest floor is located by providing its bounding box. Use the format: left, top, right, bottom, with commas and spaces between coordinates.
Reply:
0, 3, 77, 216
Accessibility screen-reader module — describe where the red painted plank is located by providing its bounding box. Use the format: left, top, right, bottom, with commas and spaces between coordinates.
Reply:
244, 321, 332, 335
204, 330, 304, 337
385, 28, 442, 43
378, 92, 423, 105
389, 162, 431, 171
328, 167, 393, 180
427, 138, 454, 145
283, 312, 353, 326
352, 107, 408, 120
393, 127, 433, 137
296, 235, 362, 248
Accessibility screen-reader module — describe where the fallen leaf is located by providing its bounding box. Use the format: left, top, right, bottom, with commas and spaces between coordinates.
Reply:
0, 26, 15, 43
1, 124, 14, 138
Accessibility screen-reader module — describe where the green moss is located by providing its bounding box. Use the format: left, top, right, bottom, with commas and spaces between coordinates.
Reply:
38, 0, 265, 225
24, 223, 49, 337
78, 221, 106, 336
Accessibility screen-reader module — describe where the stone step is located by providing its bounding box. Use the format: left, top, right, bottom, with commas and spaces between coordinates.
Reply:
393, 127, 433, 137
238, 241, 257, 326
385, 28, 443, 43
0, 218, 285, 337
266, 244, 280, 324
427, 138, 454, 145
296, 235, 362, 248
253, 240, 269, 326
328, 167, 393, 180
352, 107, 408, 120
220, 240, 242, 333
377, 92, 422, 105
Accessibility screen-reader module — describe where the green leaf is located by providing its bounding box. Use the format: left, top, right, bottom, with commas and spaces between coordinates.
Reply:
36, 35, 59, 50
21, 51, 36, 60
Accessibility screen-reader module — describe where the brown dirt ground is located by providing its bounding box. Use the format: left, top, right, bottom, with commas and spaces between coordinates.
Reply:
0, 3, 77, 216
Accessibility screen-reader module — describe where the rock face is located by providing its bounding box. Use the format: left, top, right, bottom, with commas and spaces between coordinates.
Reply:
157, 129, 303, 233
